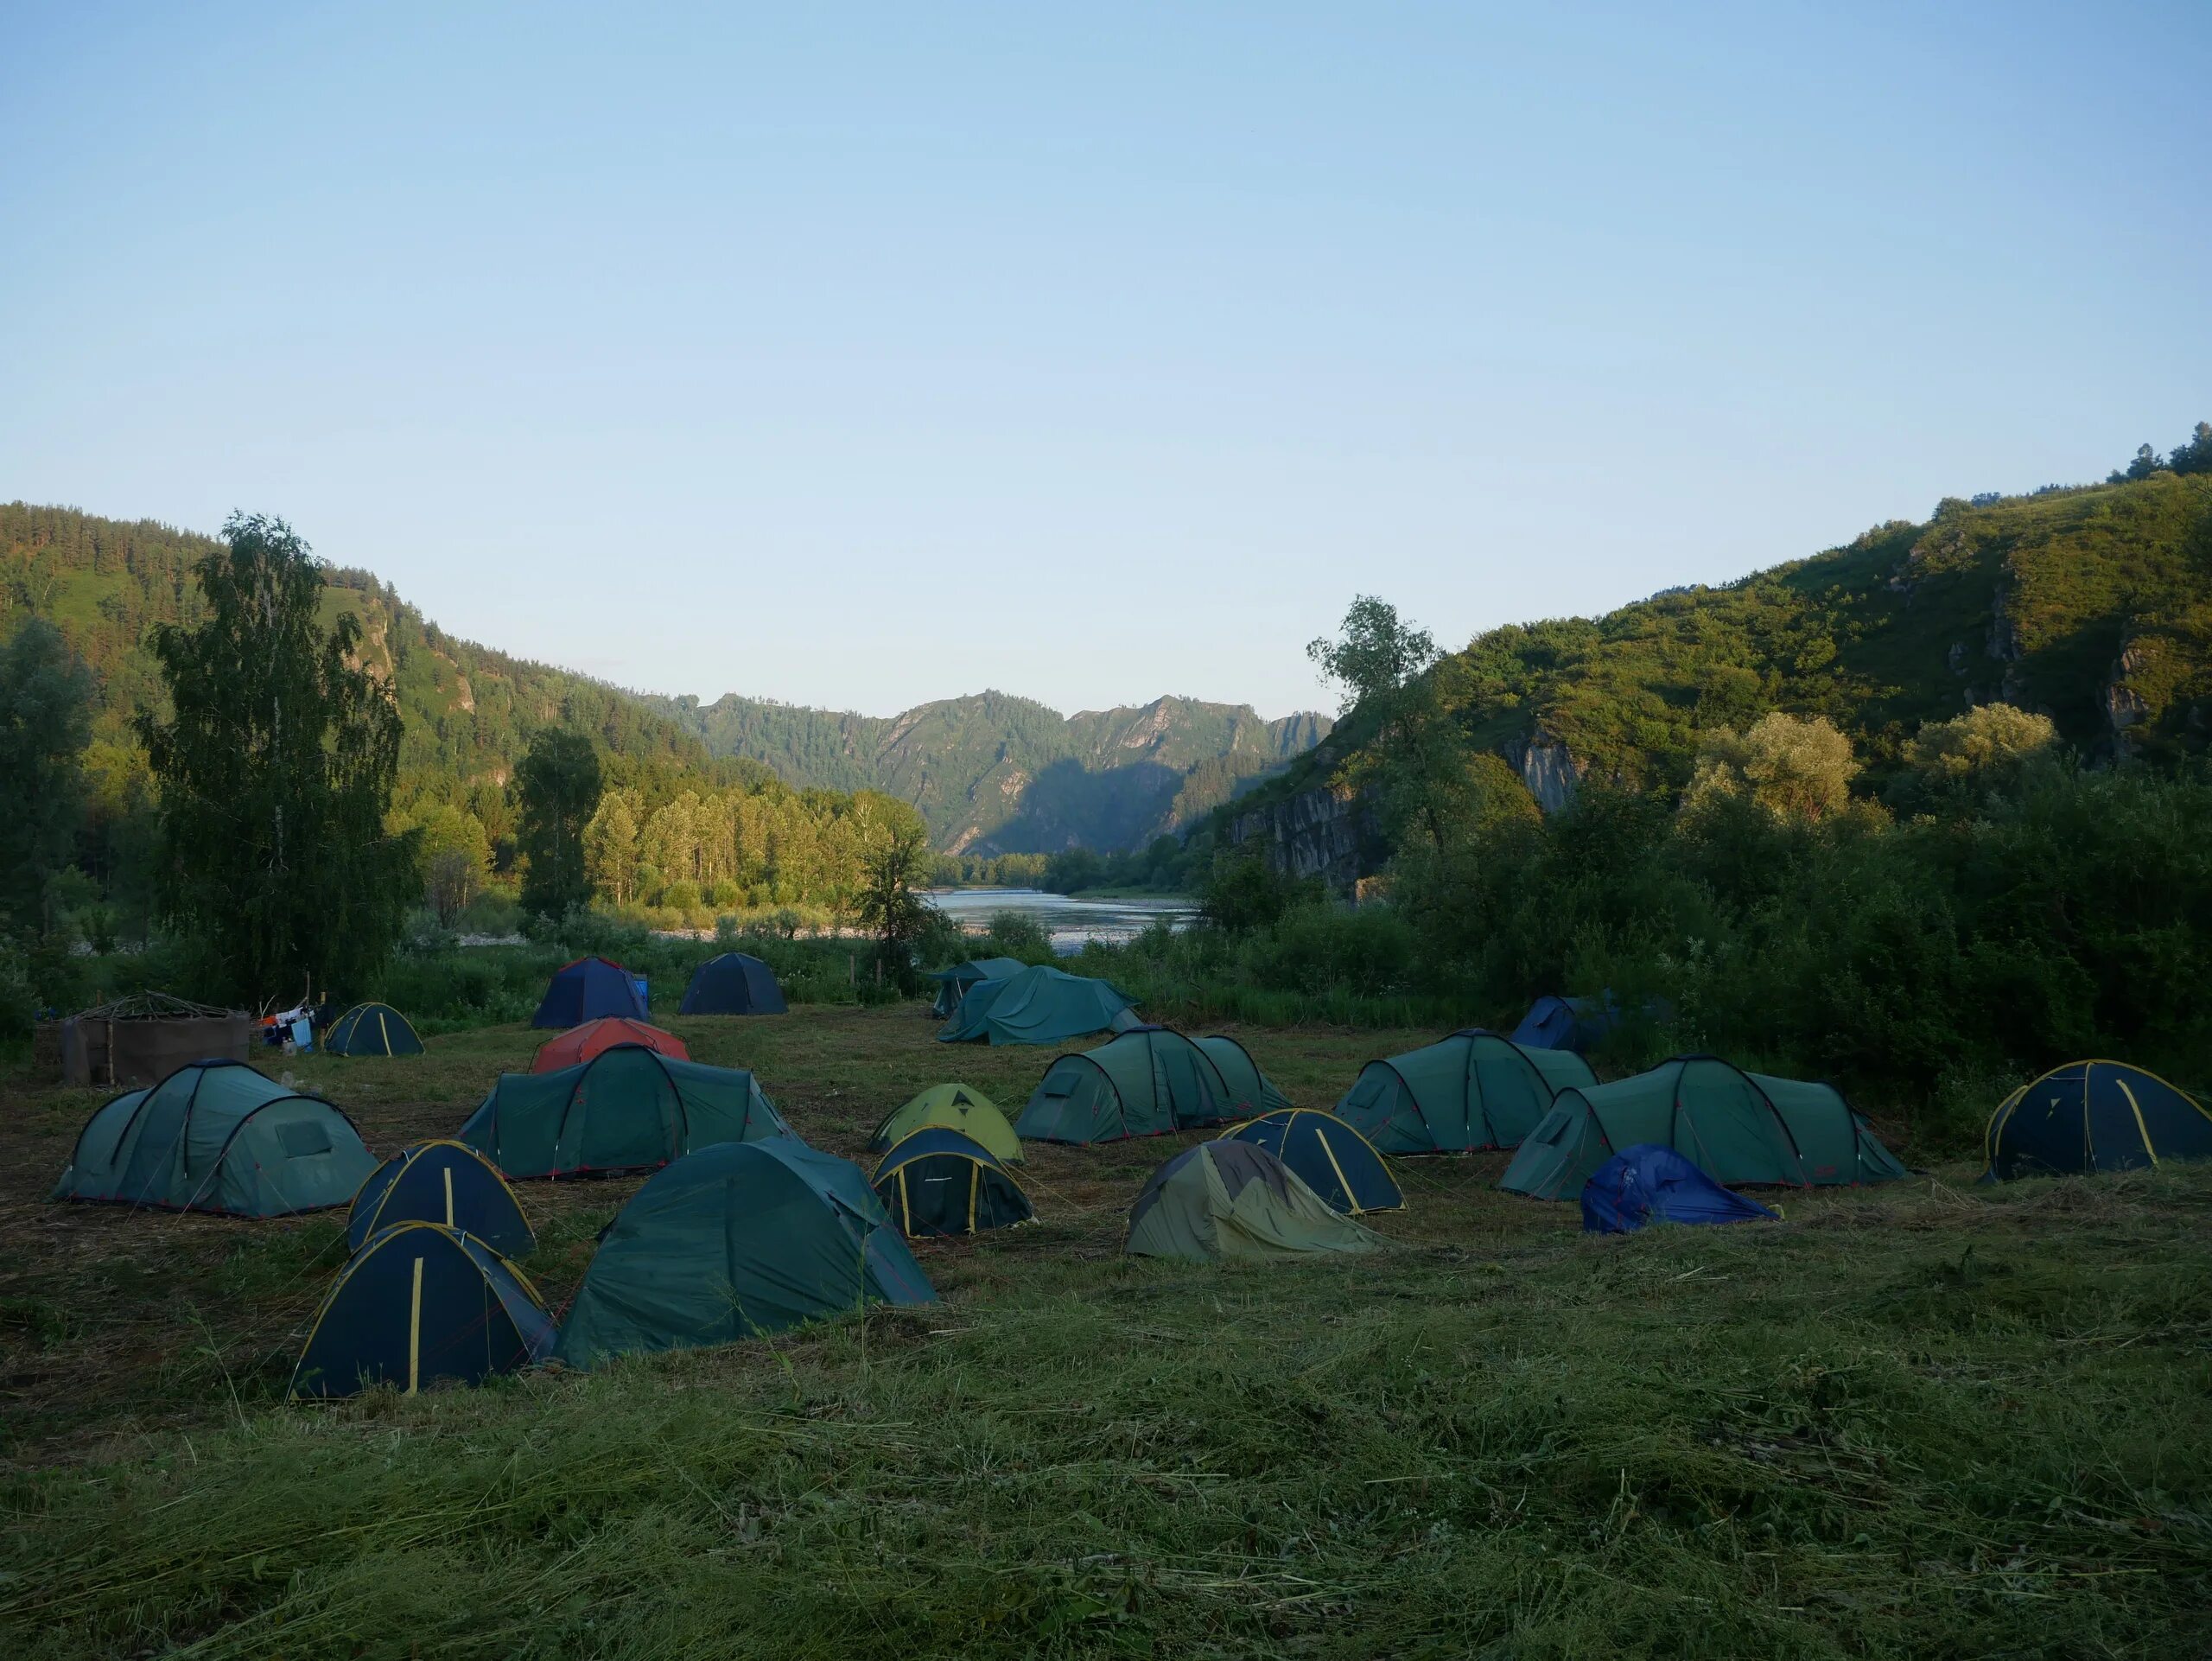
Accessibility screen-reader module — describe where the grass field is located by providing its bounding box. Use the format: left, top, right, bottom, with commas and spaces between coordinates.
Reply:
3, 1005, 2209, 1658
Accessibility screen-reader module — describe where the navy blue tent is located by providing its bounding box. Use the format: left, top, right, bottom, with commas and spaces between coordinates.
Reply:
531, 956, 649, 1029
290, 1221, 554, 1398
1218, 1110, 1404, 1215
347, 1140, 536, 1258
678, 952, 788, 1016
870, 1128, 1034, 1237
1580, 1143, 1778, 1234
1983, 1060, 2212, 1181
1510, 992, 1671, 1054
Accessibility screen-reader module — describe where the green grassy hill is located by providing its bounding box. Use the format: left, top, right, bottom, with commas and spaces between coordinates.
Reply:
0, 504, 1326, 852
1256, 473, 2212, 850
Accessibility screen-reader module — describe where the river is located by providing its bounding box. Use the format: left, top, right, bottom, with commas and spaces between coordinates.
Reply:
924, 888, 1197, 955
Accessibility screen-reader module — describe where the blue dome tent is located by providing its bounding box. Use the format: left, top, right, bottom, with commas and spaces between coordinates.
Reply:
531, 957, 649, 1029
347, 1140, 536, 1258
678, 952, 787, 1015
1218, 1110, 1403, 1215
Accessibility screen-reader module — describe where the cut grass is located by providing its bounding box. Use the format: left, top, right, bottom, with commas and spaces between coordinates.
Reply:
2, 1006, 2209, 1657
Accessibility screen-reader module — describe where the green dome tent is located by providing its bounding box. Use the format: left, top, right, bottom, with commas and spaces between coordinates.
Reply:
1983, 1060, 2212, 1180
458, 1047, 791, 1179
1333, 1028, 1595, 1154
871, 1129, 1034, 1237
1126, 1142, 1385, 1263
51, 1060, 376, 1219
1015, 1027, 1281, 1144
348, 1140, 536, 1258
322, 1002, 424, 1057
1498, 1055, 1908, 1200
937, 964, 1137, 1046
926, 957, 1027, 1020
291, 1222, 554, 1399
553, 1139, 937, 1367
868, 1083, 1022, 1162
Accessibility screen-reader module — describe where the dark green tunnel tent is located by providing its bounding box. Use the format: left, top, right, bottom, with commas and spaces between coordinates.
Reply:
290, 1222, 554, 1398
1498, 1055, 1908, 1200
348, 1140, 536, 1258
1983, 1060, 2212, 1180
937, 964, 1137, 1046
678, 952, 787, 1015
1126, 1142, 1385, 1263
1194, 1035, 1294, 1118
1015, 1026, 1277, 1144
1333, 1029, 1595, 1155
1219, 1110, 1403, 1214
927, 957, 1027, 1020
870, 1128, 1034, 1237
552, 1139, 937, 1368
51, 1060, 376, 1218
458, 1047, 791, 1180
321, 1002, 424, 1057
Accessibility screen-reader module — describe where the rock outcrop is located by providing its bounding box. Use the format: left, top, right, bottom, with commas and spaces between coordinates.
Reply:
1229, 783, 1372, 890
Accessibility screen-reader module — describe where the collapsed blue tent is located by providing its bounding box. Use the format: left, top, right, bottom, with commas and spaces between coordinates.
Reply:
1580, 1143, 1778, 1234
531, 956, 648, 1029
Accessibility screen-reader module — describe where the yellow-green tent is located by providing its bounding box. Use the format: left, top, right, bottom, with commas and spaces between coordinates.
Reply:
867, 1084, 1023, 1163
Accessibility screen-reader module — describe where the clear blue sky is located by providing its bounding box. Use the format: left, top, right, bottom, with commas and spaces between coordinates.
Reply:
3, 3, 2207, 719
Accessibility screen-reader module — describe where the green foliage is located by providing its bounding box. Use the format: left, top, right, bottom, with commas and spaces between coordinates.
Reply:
855, 820, 931, 976
1306, 594, 1438, 713
137, 513, 416, 1003
979, 909, 1053, 962
515, 729, 602, 920
0, 618, 94, 946
1200, 844, 1323, 934
1684, 711, 1860, 822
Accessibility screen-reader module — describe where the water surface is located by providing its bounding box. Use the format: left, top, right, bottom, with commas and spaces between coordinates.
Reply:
925, 888, 1196, 955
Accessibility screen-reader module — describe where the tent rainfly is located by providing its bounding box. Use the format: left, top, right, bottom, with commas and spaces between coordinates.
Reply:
936, 964, 1137, 1047
1333, 1028, 1595, 1155
868, 1084, 1022, 1162
1982, 1060, 2212, 1181
460, 1047, 791, 1179
348, 1140, 537, 1258
1125, 1142, 1385, 1263
678, 952, 788, 1016
531, 1016, 689, 1074
1580, 1144, 1780, 1233
322, 1002, 424, 1058
870, 1129, 1034, 1237
927, 957, 1028, 1020
1219, 1110, 1402, 1214
1016, 1026, 1280, 1144
531, 957, 649, 1029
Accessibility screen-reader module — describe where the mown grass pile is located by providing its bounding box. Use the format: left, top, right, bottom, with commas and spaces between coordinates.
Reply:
3, 1008, 2209, 1658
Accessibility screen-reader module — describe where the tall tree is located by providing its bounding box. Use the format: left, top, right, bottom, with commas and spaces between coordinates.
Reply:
0, 618, 95, 940
138, 513, 416, 1002
515, 728, 602, 918
855, 819, 932, 978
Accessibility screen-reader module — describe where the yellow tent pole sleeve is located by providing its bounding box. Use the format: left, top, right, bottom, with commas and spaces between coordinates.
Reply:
968, 1165, 979, 1233
2115, 1077, 2158, 1165
443, 1165, 455, 1226
1315, 1126, 1358, 1214
408, 1255, 424, 1395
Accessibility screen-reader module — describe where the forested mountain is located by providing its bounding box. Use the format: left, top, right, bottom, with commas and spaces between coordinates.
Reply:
1238, 466, 2212, 882
646, 689, 1331, 852
0, 503, 1326, 856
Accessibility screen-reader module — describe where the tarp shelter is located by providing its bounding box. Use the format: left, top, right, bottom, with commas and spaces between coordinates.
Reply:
1015, 1026, 1273, 1144
1334, 1029, 1596, 1155
679, 952, 788, 1016
59, 993, 251, 1088
51, 1060, 375, 1218
1220, 1110, 1403, 1214
937, 964, 1137, 1046
1581, 1144, 1779, 1234
322, 1002, 424, 1058
1982, 1060, 2212, 1181
1499, 1056, 1908, 1200
868, 1084, 1022, 1162
927, 957, 1027, 1020
531, 1017, 689, 1074
871, 1129, 1034, 1237
290, 1222, 553, 1398
1125, 1142, 1385, 1263
553, 1139, 937, 1367
531, 956, 649, 1029
348, 1140, 536, 1258
459, 1047, 791, 1179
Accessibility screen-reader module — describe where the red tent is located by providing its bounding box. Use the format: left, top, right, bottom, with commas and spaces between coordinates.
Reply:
531, 1017, 691, 1074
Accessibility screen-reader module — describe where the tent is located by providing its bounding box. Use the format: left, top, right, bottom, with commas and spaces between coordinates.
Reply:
459, 1047, 791, 1179
553, 1138, 938, 1367
870, 1129, 1034, 1237
1982, 1060, 2212, 1181
1334, 1029, 1596, 1155
679, 952, 788, 1016
58, 992, 251, 1087
1581, 1144, 1779, 1233
1015, 1026, 1276, 1143
322, 1002, 424, 1058
927, 957, 1028, 1020
348, 1140, 536, 1258
937, 964, 1137, 1046
531, 956, 649, 1029
531, 1016, 690, 1074
1125, 1142, 1385, 1263
290, 1222, 554, 1398
1219, 1110, 1403, 1214
51, 1060, 376, 1218
1510, 992, 1672, 1054
1195, 1036, 1295, 1117
868, 1084, 1022, 1162
1498, 1055, 1908, 1200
